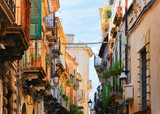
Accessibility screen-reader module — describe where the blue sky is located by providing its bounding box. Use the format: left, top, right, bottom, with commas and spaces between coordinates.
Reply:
57, 0, 106, 104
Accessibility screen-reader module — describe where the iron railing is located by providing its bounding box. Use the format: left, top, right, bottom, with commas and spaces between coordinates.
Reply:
57, 55, 65, 69
23, 39, 46, 72
87, 80, 92, 87
77, 89, 83, 100
5, 0, 16, 16
94, 54, 102, 67
44, 13, 58, 36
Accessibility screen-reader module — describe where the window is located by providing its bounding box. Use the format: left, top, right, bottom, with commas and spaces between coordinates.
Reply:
141, 48, 147, 110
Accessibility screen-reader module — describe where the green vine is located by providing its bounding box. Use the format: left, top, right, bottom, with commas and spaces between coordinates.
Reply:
103, 79, 113, 110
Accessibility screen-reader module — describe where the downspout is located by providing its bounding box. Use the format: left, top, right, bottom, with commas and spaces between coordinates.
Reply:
110, 49, 112, 68
17, 60, 20, 114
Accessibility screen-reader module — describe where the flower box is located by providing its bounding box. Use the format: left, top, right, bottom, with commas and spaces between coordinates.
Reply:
111, 71, 121, 75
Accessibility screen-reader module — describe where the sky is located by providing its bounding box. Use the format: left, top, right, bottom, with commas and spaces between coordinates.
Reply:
57, 0, 107, 105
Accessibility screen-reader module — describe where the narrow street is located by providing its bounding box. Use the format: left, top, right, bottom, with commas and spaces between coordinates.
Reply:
0, 0, 160, 114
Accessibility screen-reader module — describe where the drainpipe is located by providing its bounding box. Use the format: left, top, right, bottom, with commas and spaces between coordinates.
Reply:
110, 49, 112, 68
125, 0, 129, 114
17, 60, 20, 114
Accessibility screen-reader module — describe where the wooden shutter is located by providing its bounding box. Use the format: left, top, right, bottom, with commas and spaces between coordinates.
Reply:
30, 0, 42, 38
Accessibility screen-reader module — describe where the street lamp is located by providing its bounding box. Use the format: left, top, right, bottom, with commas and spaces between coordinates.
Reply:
120, 70, 129, 83
88, 99, 93, 109
52, 71, 60, 86
119, 71, 127, 79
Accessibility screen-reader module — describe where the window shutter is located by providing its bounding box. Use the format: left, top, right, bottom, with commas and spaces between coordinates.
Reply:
30, 0, 42, 38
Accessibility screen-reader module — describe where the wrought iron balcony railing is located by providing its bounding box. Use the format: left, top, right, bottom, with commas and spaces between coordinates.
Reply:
94, 54, 102, 67
57, 55, 65, 69
87, 80, 92, 90
77, 89, 83, 100
5, 0, 16, 16
23, 39, 46, 74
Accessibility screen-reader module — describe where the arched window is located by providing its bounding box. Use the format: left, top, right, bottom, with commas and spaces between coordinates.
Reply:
22, 103, 27, 114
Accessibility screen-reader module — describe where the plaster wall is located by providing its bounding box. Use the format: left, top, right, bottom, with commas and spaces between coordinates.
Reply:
67, 49, 90, 114
129, 1, 160, 114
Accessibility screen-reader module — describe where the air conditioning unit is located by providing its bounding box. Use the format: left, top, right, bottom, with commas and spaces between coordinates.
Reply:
124, 84, 134, 100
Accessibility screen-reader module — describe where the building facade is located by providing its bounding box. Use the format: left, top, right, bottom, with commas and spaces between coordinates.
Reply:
66, 34, 93, 114
95, 0, 160, 114
0, 0, 86, 114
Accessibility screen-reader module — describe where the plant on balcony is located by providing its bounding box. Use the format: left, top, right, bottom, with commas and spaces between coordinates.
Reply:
78, 106, 84, 109
70, 104, 83, 114
74, 84, 79, 88
25, 25, 30, 33
103, 68, 112, 79
66, 79, 74, 85
103, 79, 113, 110
70, 74, 74, 78
103, 7, 112, 21
64, 95, 69, 101
30, 54, 41, 66
45, 53, 52, 67
111, 60, 123, 75
103, 60, 123, 79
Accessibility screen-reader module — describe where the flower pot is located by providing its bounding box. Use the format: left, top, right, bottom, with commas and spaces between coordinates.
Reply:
111, 71, 121, 75
106, 74, 110, 78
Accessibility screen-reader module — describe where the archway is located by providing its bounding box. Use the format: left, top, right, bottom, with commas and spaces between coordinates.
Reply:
22, 103, 27, 114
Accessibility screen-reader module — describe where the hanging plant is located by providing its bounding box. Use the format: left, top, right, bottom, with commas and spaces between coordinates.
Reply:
103, 68, 112, 79
103, 60, 124, 79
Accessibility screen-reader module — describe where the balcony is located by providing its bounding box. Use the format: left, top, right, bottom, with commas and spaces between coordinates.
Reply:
45, 14, 57, 43
94, 92, 103, 111
0, 25, 29, 61
74, 79, 79, 90
52, 43, 60, 58
60, 94, 70, 112
0, 2, 30, 61
109, 0, 122, 39
87, 80, 92, 90
23, 39, 46, 85
77, 89, 83, 101
94, 54, 103, 82
0, 0, 15, 35
56, 55, 65, 71
77, 89, 85, 104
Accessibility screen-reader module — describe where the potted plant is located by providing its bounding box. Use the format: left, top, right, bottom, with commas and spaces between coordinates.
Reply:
30, 54, 41, 67
103, 68, 112, 79
64, 95, 69, 101
111, 60, 123, 75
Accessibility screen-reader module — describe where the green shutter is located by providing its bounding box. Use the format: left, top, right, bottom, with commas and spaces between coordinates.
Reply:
23, 51, 27, 67
30, 0, 42, 38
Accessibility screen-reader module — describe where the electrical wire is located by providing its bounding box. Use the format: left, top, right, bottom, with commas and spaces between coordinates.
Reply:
57, 41, 109, 45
